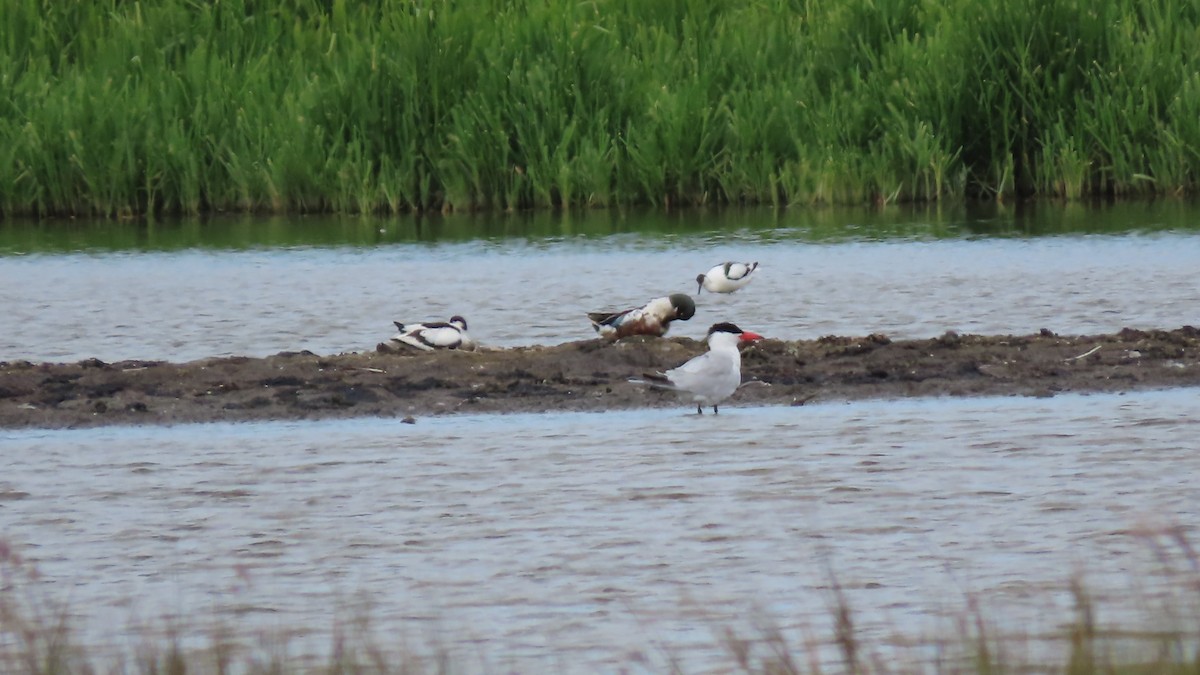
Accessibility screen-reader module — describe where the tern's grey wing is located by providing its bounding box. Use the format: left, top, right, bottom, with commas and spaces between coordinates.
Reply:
665, 350, 740, 402
667, 350, 718, 378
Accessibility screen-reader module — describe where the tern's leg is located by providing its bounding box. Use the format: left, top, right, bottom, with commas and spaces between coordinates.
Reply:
696, 404, 703, 415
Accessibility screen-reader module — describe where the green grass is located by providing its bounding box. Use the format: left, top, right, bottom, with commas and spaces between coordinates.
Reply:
2, 0, 1199, 217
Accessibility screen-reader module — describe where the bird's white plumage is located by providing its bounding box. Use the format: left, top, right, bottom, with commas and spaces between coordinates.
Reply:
659, 330, 743, 406
631, 324, 762, 414
697, 261, 759, 294
390, 316, 474, 351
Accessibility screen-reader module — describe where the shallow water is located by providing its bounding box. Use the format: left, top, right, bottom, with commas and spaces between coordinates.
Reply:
3, 204, 1199, 670
3, 390, 1199, 671
2, 203, 1199, 363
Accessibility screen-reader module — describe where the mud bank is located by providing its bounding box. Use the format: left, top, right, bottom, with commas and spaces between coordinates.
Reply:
2, 327, 1199, 429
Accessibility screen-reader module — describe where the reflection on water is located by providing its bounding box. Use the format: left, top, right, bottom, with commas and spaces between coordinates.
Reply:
2, 201, 1200, 253
3, 203, 1197, 669
1, 221, 1198, 363
2, 390, 1198, 671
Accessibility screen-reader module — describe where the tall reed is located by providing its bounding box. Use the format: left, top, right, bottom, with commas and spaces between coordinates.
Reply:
2, 0, 1198, 217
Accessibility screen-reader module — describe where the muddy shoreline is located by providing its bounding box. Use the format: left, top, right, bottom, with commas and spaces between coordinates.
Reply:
2, 327, 1199, 429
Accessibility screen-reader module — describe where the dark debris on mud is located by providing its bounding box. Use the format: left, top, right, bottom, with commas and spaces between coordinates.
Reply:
2, 327, 1200, 428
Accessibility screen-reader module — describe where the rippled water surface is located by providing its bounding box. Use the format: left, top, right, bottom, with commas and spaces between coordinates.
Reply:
3, 390, 1199, 671
1, 203, 1198, 363
2, 204, 1199, 670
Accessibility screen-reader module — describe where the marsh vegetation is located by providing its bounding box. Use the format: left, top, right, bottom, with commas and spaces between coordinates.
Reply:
4, 0, 1199, 216
3, 530, 1199, 674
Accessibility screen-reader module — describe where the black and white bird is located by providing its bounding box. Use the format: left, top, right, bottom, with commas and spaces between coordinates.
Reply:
696, 262, 759, 294
631, 322, 764, 414
588, 293, 696, 340
389, 315, 474, 351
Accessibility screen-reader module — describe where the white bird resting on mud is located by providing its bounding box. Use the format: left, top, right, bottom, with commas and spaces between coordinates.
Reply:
630, 322, 764, 414
696, 261, 759, 294
388, 315, 475, 351
587, 293, 696, 340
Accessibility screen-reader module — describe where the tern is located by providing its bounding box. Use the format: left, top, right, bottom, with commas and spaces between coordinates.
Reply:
631, 322, 764, 414
588, 293, 696, 340
389, 315, 475, 351
696, 262, 759, 294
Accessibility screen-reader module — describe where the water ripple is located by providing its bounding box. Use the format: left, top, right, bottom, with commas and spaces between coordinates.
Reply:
1, 389, 1199, 671
3, 234, 1200, 362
